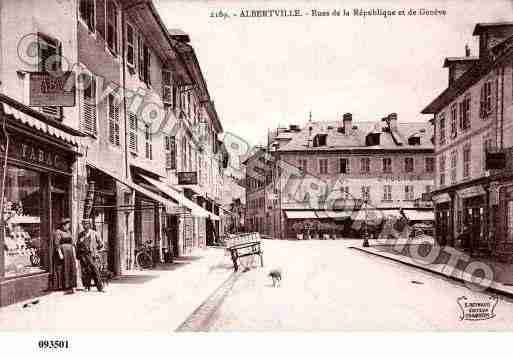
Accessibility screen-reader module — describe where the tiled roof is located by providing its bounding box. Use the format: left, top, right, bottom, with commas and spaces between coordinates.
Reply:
276, 120, 433, 152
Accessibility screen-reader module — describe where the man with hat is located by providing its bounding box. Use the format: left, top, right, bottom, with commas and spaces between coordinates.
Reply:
76, 218, 104, 292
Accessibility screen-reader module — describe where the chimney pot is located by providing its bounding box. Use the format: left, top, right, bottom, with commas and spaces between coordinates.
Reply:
465, 44, 471, 57
342, 113, 352, 134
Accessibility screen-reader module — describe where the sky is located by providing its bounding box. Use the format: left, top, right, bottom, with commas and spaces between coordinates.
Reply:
154, 0, 513, 148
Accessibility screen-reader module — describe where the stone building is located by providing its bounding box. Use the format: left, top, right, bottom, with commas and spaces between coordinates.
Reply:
0, 0, 227, 306
422, 22, 513, 260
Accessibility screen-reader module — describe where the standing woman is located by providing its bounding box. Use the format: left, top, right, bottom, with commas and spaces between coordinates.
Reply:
52, 218, 77, 294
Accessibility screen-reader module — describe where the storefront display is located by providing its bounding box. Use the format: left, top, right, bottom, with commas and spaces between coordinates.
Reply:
2, 167, 44, 278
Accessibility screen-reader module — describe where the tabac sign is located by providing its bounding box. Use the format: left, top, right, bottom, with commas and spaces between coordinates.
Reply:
29, 71, 75, 107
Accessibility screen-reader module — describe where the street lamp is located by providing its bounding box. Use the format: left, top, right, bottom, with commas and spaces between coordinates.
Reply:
362, 199, 370, 247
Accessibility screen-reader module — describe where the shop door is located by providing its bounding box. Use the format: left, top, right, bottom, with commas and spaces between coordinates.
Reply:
165, 215, 179, 257
437, 210, 448, 246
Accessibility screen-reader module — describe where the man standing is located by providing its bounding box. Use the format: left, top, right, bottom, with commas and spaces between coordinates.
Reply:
76, 218, 104, 292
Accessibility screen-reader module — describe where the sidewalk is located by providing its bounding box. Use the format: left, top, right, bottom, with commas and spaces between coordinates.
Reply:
350, 237, 513, 299
0, 247, 234, 332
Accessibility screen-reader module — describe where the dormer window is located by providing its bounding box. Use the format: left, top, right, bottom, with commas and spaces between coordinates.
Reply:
408, 136, 421, 146
313, 134, 327, 147
365, 133, 380, 146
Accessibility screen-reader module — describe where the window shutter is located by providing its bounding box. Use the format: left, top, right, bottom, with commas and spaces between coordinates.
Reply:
95, 0, 105, 38
108, 94, 120, 145
81, 74, 97, 136
129, 112, 138, 153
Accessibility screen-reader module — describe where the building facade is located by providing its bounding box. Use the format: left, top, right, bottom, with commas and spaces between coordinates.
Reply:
0, 0, 228, 306
423, 22, 513, 261
244, 114, 435, 239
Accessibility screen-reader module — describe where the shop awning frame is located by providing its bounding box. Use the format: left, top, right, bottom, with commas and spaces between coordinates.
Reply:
138, 174, 219, 220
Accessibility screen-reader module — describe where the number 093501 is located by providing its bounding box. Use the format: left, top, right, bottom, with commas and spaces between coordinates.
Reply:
38, 340, 69, 350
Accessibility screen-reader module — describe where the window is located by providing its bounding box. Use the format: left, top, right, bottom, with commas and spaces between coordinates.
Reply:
188, 143, 192, 171
450, 103, 458, 138
3, 167, 44, 278
480, 81, 492, 118
404, 157, 414, 173
383, 185, 392, 201
79, 72, 97, 136
450, 150, 457, 184
459, 95, 471, 130
165, 136, 176, 170
298, 159, 308, 173
79, 0, 95, 32
106, 0, 118, 54
137, 36, 151, 85
319, 159, 328, 175
138, 35, 145, 80
108, 94, 120, 146
439, 154, 446, 186
339, 158, 349, 174
404, 185, 414, 201
182, 138, 187, 171
144, 44, 151, 85
128, 112, 138, 154
439, 114, 446, 145
313, 134, 327, 147
361, 186, 370, 202
463, 144, 471, 178
96, 0, 106, 38
162, 70, 173, 106
425, 157, 435, 173
382, 158, 392, 173
483, 136, 494, 171
144, 124, 152, 160
38, 34, 62, 118
126, 22, 136, 68
360, 158, 370, 173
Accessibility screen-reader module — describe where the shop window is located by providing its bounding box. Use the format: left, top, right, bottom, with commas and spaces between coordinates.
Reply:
79, 71, 97, 136
3, 167, 43, 278
108, 93, 120, 146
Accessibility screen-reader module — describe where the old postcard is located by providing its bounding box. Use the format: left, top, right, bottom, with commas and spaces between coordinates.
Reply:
0, 0, 513, 356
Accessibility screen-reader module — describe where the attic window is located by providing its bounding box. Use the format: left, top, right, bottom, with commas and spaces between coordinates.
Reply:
365, 133, 380, 146
408, 136, 421, 146
313, 134, 328, 147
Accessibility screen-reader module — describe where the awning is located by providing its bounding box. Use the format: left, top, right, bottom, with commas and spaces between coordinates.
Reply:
284, 210, 318, 219
457, 185, 486, 199
402, 210, 435, 221
432, 193, 451, 203
0, 94, 82, 146
139, 174, 219, 220
315, 210, 352, 219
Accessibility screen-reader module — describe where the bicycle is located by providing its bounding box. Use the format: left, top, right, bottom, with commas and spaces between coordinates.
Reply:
135, 240, 154, 269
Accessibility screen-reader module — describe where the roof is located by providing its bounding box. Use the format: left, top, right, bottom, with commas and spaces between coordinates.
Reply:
275, 119, 433, 153
473, 22, 513, 35
422, 38, 513, 114
0, 93, 83, 146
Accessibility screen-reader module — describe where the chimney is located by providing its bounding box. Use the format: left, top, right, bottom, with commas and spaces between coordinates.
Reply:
343, 113, 352, 134
388, 113, 397, 130
465, 44, 471, 57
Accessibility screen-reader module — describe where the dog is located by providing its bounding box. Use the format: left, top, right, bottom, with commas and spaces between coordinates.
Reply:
268, 269, 282, 287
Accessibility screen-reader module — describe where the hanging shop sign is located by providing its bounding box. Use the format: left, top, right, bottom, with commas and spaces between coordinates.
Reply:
29, 71, 75, 107
177, 171, 198, 185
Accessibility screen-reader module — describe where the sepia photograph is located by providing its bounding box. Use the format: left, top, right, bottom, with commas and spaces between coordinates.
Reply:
0, 0, 513, 355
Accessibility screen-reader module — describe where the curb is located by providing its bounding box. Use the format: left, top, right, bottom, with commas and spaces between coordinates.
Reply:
350, 246, 513, 300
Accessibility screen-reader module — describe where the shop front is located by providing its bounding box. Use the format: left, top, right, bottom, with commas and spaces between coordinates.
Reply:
433, 193, 452, 246
457, 185, 488, 253
0, 97, 79, 307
